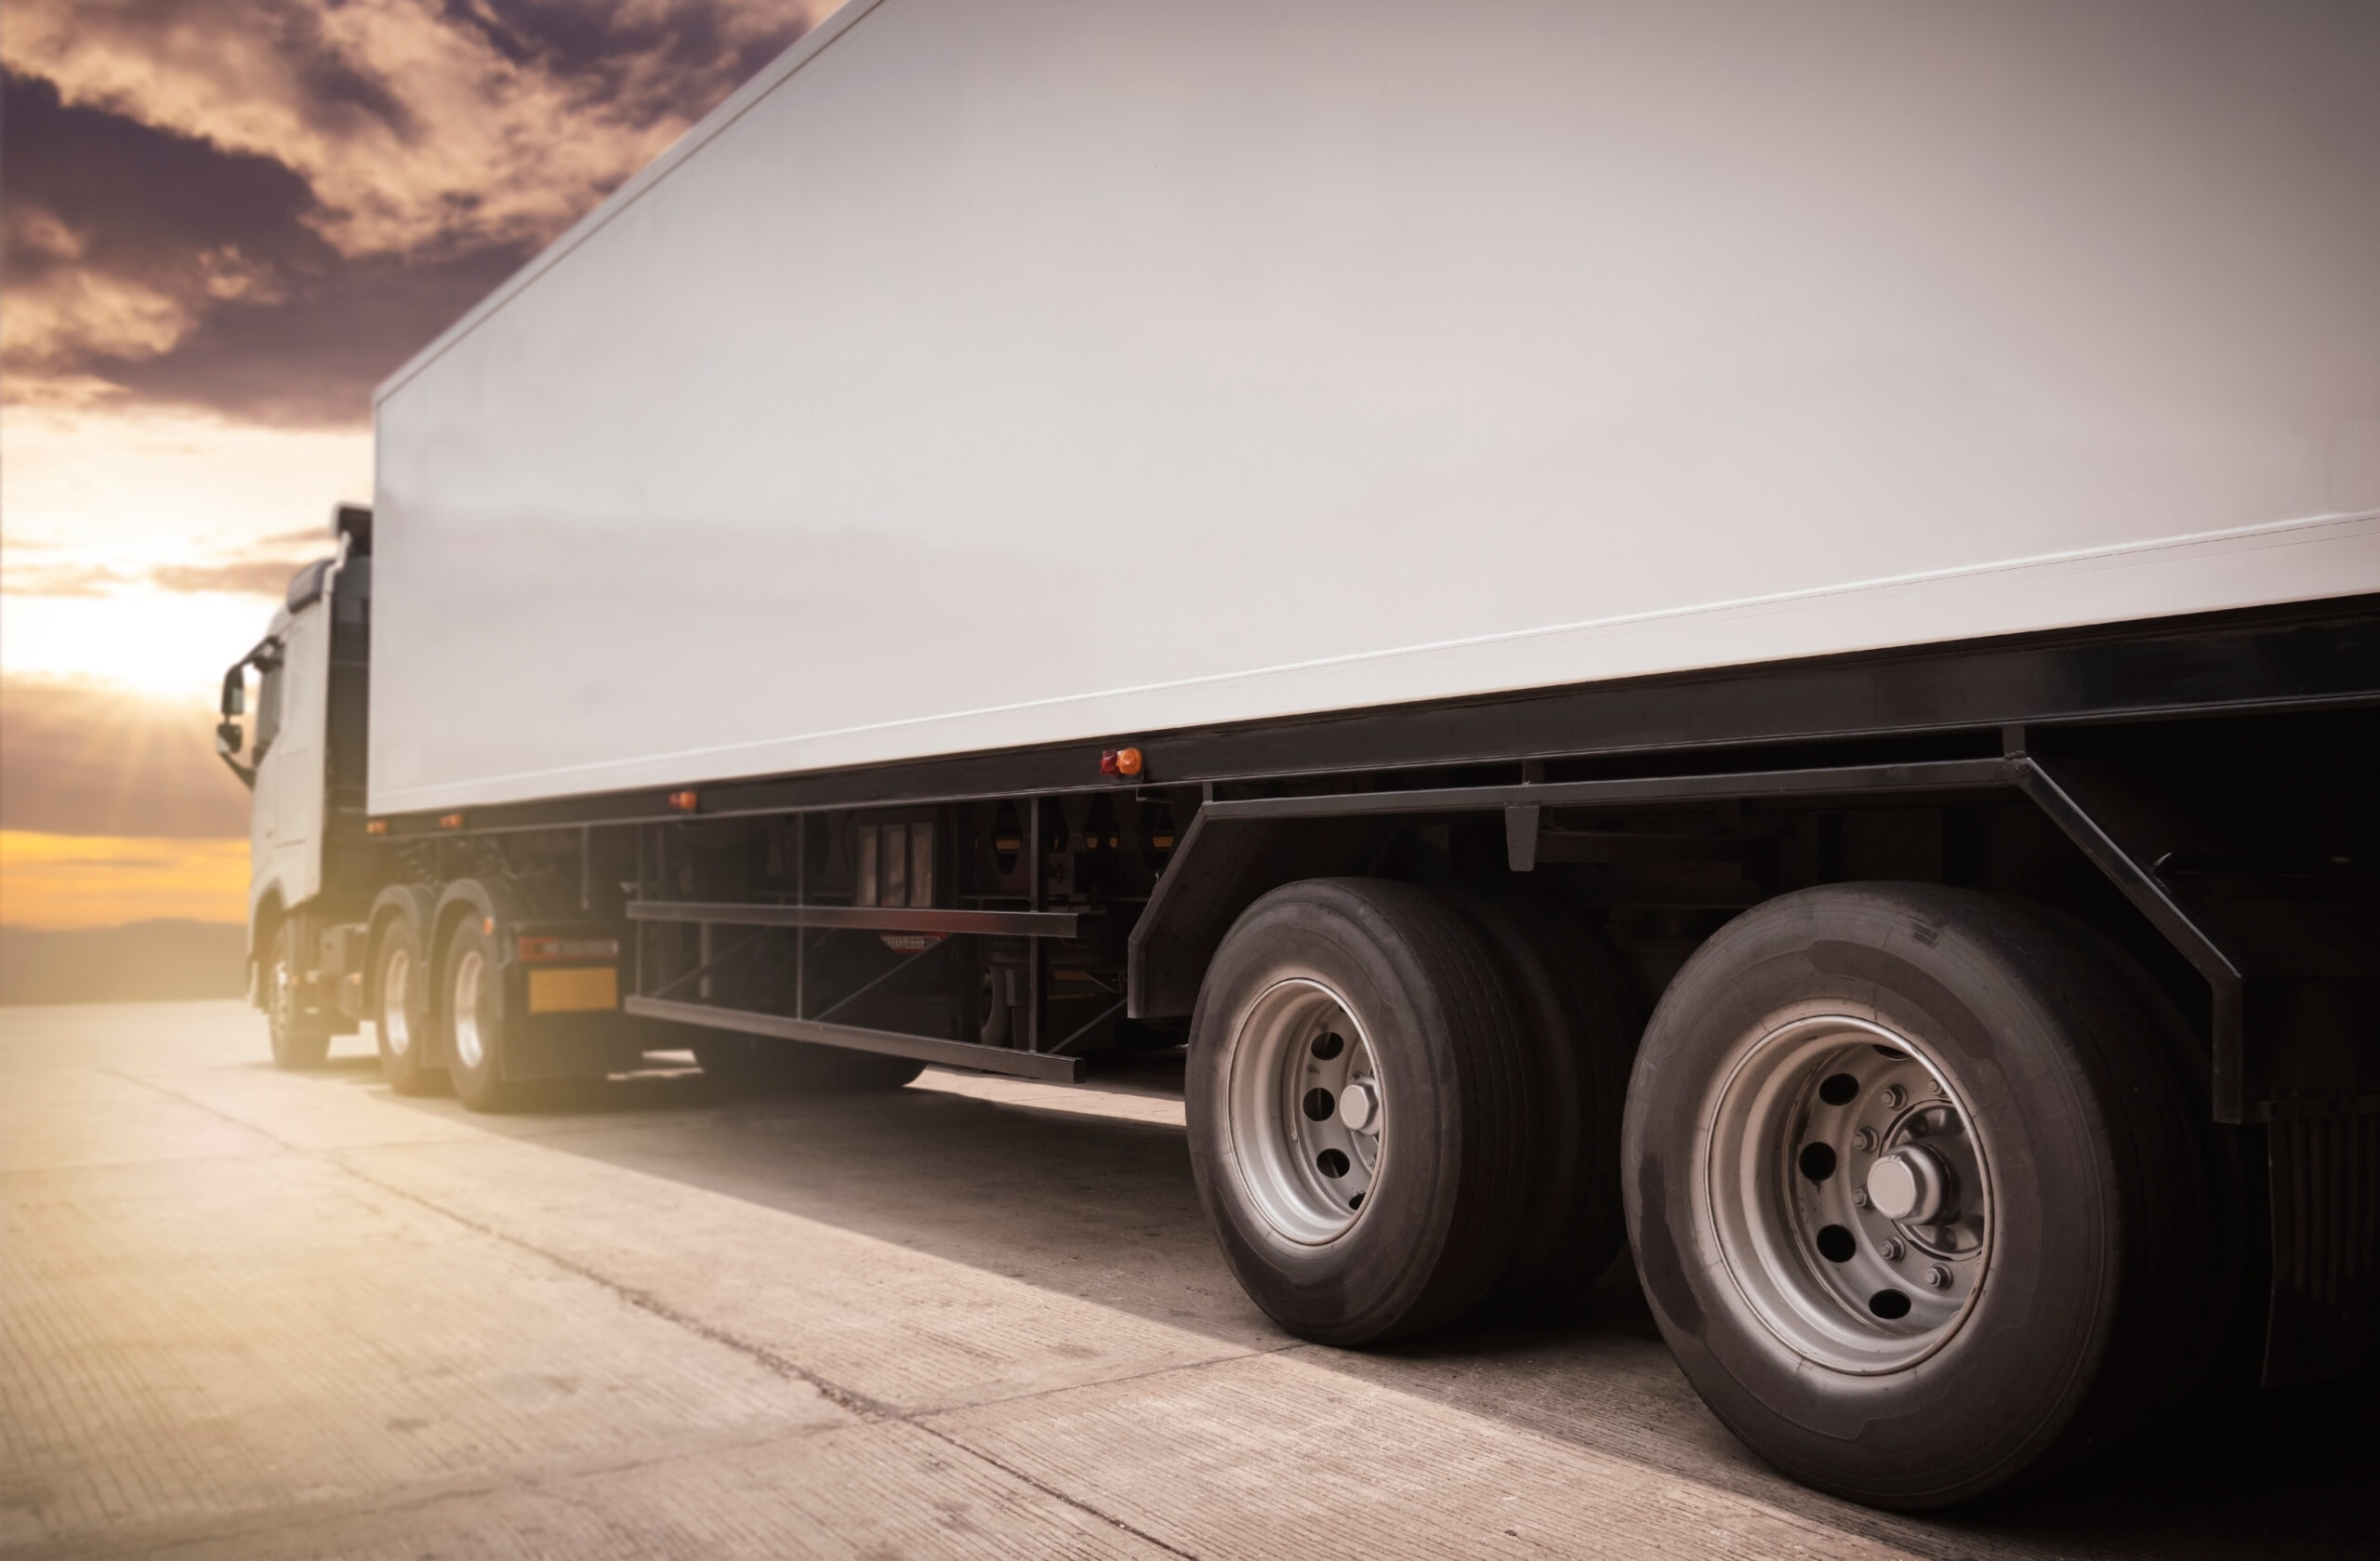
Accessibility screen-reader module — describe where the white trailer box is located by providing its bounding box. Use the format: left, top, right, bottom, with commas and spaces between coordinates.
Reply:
370, 0, 2380, 816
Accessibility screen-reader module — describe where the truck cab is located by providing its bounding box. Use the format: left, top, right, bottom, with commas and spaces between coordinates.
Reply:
216, 505, 374, 1065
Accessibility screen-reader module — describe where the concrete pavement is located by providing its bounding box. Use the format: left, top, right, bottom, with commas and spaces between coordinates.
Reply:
1, 1000, 2369, 1558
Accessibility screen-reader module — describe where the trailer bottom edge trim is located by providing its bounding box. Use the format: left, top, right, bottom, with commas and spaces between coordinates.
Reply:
623, 995, 1088, 1082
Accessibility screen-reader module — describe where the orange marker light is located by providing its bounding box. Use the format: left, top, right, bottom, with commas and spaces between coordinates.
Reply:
1115, 747, 1145, 777
365, 819, 389, 836
439, 813, 466, 829
667, 789, 700, 813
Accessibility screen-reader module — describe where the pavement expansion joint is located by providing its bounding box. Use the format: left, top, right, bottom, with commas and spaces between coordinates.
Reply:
906, 1421, 1205, 1561
337, 1157, 903, 1422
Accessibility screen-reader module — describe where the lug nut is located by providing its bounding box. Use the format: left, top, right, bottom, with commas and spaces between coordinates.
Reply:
1853, 1128, 1878, 1153
1881, 1084, 1908, 1110
1852, 1188, 1871, 1210
1880, 1237, 1904, 1261
1924, 1264, 1950, 1289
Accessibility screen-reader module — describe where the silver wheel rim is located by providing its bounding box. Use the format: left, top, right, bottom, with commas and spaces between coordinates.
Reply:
381, 947, 413, 1059
1699, 1013, 1991, 1374
451, 948, 486, 1072
1223, 977, 1383, 1244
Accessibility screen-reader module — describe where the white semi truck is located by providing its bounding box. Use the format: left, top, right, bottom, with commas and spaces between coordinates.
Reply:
218, 0, 2378, 1509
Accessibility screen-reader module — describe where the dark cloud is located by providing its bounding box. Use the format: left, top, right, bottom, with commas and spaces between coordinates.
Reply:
2, 70, 530, 424
0, 677, 249, 838
90, 238, 540, 425
55, 0, 420, 142
438, 0, 805, 121
1, 0, 825, 425
251, 0, 420, 141
1, 71, 333, 293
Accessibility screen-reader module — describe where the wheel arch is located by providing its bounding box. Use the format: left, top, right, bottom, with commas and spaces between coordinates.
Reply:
427, 877, 526, 1024
247, 884, 290, 1008
1130, 812, 1397, 1019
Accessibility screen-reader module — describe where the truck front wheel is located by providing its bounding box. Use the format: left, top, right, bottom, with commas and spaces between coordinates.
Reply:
1186, 878, 1536, 1345
265, 919, 332, 1070
1621, 883, 2228, 1508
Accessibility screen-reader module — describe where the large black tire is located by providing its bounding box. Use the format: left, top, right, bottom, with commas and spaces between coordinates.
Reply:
442, 916, 519, 1113
693, 1034, 925, 1094
1186, 878, 1536, 1345
1440, 890, 1639, 1308
1621, 883, 2226, 1509
373, 919, 444, 1095
266, 919, 333, 1070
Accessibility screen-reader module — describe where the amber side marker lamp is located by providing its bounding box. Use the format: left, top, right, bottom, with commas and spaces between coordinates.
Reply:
1101, 747, 1145, 778
667, 789, 700, 813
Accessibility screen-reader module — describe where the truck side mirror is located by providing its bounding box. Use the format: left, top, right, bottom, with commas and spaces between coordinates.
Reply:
215, 719, 257, 789
220, 667, 245, 718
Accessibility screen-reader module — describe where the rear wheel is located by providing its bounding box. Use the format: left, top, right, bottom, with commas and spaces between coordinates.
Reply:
266, 919, 332, 1070
1622, 883, 2226, 1508
374, 920, 443, 1095
1441, 890, 1639, 1308
443, 917, 517, 1112
1186, 878, 1536, 1345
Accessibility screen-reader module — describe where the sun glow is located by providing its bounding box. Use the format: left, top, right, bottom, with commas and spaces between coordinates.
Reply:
2, 405, 368, 698
1, 589, 284, 701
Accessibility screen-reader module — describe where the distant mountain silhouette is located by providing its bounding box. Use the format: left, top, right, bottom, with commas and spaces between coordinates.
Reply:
0, 919, 246, 1006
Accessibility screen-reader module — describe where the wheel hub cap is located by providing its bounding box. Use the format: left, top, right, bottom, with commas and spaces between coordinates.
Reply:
1866, 1145, 1950, 1224
1224, 978, 1384, 1245
451, 949, 486, 1072
382, 948, 412, 1058
1701, 1014, 1992, 1373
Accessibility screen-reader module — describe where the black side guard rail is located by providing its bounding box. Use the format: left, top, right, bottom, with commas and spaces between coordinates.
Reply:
621, 898, 1103, 1084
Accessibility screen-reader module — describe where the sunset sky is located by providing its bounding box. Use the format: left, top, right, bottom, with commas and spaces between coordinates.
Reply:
1, 0, 842, 927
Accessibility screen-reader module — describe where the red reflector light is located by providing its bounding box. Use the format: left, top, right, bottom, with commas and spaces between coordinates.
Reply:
667, 789, 699, 813
439, 813, 466, 829
517, 934, 622, 962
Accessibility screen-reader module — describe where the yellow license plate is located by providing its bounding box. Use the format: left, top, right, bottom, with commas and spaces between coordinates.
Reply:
526, 965, 618, 1014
